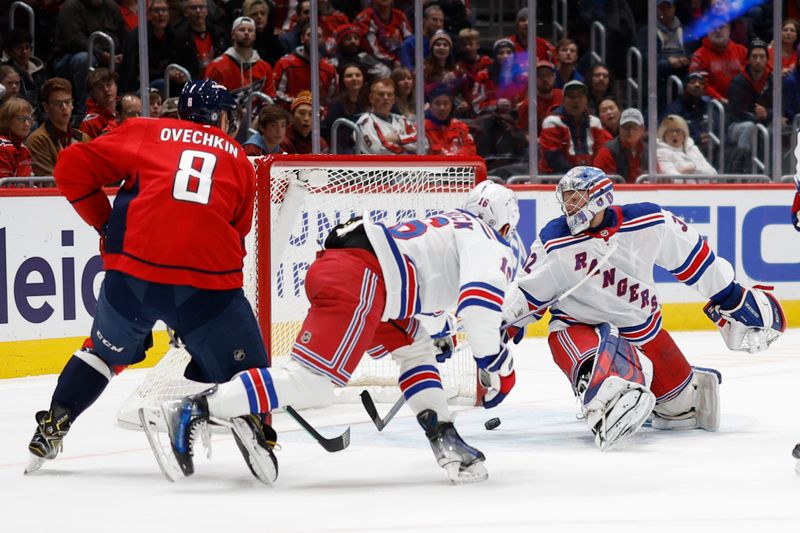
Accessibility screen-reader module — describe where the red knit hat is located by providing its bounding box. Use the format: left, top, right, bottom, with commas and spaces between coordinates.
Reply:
290, 90, 313, 113
335, 24, 359, 46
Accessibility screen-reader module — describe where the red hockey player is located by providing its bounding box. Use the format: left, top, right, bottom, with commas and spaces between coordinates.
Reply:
25, 81, 273, 480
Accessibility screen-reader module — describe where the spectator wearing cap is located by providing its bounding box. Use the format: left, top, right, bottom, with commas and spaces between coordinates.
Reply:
424, 85, 476, 157
245, 104, 289, 156
330, 24, 392, 80
656, 114, 717, 177
1, 29, 47, 112
507, 8, 557, 69
27, 78, 90, 176
594, 108, 648, 183
80, 68, 119, 139
517, 60, 563, 134
456, 28, 493, 105
244, 0, 283, 66
423, 31, 469, 111
727, 39, 774, 170
538, 80, 612, 174
472, 38, 527, 115
783, 45, 800, 121
399, 2, 444, 69
322, 63, 369, 153
689, 23, 747, 104
650, 0, 689, 107
662, 71, 711, 149
356, 77, 425, 155
160, 97, 179, 118
354, 0, 413, 70
52, 0, 126, 117
554, 38, 583, 89
274, 21, 337, 110
281, 90, 329, 154
0, 97, 35, 178
120, 0, 176, 93
172, 0, 229, 81
206, 17, 277, 100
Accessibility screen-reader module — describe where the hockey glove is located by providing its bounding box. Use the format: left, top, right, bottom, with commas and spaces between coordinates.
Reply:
475, 336, 515, 409
705, 282, 786, 353
430, 313, 458, 363
792, 192, 800, 232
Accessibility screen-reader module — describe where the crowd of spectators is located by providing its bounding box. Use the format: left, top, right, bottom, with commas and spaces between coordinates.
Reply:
0, 0, 797, 182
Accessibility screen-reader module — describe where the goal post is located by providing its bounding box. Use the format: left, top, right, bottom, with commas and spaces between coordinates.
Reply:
117, 154, 487, 427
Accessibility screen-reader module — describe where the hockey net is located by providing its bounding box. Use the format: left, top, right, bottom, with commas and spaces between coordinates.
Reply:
116, 154, 485, 428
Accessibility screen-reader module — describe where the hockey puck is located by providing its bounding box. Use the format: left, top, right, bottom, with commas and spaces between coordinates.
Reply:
484, 417, 501, 430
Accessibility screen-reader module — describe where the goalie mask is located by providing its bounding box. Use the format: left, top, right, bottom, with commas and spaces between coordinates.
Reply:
556, 166, 615, 235
463, 181, 520, 238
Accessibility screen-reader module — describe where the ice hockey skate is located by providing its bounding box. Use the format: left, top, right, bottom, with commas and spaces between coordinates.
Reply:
417, 409, 488, 484
25, 404, 72, 474
230, 414, 279, 486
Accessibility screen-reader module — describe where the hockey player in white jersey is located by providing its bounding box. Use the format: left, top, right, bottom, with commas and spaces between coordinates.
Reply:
144, 181, 519, 484
503, 166, 786, 450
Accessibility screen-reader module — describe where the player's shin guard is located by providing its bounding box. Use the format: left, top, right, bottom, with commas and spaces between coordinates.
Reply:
417, 409, 487, 484
651, 367, 721, 431
582, 324, 656, 451
398, 364, 450, 423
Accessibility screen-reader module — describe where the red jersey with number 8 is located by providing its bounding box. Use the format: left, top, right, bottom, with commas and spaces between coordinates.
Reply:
54, 117, 256, 290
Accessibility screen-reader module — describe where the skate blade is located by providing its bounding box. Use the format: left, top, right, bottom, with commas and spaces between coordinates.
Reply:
230, 417, 278, 486
24, 454, 46, 475
795, 459, 800, 476
444, 461, 488, 484
139, 408, 184, 482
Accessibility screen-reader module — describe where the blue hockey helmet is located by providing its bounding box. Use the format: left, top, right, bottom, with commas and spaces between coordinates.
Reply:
556, 166, 614, 235
178, 79, 238, 134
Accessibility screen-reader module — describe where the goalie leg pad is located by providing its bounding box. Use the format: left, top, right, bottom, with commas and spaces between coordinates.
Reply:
547, 325, 601, 393
651, 367, 721, 431
582, 324, 656, 450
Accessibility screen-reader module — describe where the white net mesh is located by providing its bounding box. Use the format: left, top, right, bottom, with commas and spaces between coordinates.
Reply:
117, 155, 482, 428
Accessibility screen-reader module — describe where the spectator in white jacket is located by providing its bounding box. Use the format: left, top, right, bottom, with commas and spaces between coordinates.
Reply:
656, 114, 717, 177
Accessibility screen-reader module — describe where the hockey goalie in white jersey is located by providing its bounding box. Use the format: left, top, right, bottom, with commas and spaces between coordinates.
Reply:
504, 166, 786, 450
143, 181, 520, 485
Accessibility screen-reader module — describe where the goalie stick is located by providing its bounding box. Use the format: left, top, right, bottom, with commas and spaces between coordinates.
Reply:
284, 405, 351, 452
502, 239, 619, 331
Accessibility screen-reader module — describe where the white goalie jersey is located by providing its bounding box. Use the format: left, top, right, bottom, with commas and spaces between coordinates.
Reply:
515, 202, 735, 344
364, 209, 515, 359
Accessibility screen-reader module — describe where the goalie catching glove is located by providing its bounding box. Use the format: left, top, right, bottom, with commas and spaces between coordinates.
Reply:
475, 330, 516, 409
704, 282, 786, 353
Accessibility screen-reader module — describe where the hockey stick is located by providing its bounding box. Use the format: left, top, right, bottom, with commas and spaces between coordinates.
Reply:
284, 405, 351, 452
502, 239, 619, 332
360, 391, 405, 431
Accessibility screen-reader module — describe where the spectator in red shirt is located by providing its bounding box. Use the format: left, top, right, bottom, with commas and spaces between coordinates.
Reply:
172, 0, 229, 82
538, 80, 612, 174
517, 60, 563, 134
0, 97, 34, 178
274, 21, 337, 110
244, 104, 289, 156
456, 28, 492, 112
506, 8, 557, 69
594, 107, 648, 183
118, 0, 139, 32
768, 19, 800, 76
354, 0, 413, 69
424, 86, 477, 157
689, 23, 747, 104
280, 90, 328, 154
330, 24, 392, 80
473, 39, 528, 115
206, 17, 277, 100
80, 68, 119, 139
423, 31, 469, 114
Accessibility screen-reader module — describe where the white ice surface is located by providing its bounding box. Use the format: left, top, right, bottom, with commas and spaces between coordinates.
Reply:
2, 330, 800, 533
